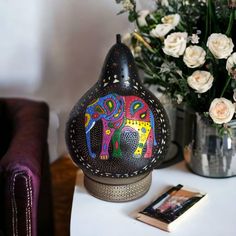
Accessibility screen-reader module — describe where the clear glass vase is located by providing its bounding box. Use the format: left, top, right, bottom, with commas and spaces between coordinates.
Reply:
184, 113, 236, 178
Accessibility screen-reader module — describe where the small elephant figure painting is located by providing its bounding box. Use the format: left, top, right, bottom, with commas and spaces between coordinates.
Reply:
85, 93, 157, 160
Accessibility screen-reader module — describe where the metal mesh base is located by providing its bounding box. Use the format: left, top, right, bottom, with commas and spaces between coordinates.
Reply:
84, 172, 152, 202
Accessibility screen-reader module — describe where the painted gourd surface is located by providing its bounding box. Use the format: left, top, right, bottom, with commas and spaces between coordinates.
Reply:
85, 93, 157, 160
66, 35, 169, 178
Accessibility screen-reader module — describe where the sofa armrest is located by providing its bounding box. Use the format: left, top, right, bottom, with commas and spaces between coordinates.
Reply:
0, 99, 50, 236
0, 99, 49, 175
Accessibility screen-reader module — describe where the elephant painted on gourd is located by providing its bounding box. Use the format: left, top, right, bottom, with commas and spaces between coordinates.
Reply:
85, 93, 157, 160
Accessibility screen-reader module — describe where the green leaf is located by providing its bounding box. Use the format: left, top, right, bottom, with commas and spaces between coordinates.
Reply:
128, 11, 138, 22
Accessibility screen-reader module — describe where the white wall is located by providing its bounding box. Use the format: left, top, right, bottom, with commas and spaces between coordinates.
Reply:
0, 0, 42, 94
0, 0, 136, 158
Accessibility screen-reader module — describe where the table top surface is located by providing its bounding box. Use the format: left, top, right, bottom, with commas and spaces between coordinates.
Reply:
70, 161, 236, 236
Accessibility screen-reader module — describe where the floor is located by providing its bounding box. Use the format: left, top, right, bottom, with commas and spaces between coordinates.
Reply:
50, 155, 78, 236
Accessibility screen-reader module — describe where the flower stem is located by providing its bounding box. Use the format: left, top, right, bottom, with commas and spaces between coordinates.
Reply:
205, 0, 218, 40
204, 1, 209, 42
208, 0, 212, 34
220, 76, 231, 97
226, 10, 234, 36
133, 32, 155, 53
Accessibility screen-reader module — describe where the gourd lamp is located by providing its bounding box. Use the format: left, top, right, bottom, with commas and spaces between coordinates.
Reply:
66, 34, 170, 202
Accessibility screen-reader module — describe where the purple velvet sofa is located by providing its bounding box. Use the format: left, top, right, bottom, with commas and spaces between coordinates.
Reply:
0, 98, 54, 236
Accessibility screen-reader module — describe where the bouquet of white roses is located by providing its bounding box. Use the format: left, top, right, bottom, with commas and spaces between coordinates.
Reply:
116, 0, 236, 133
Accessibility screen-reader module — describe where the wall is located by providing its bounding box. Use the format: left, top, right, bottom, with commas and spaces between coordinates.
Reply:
0, 0, 137, 159
0, 0, 42, 94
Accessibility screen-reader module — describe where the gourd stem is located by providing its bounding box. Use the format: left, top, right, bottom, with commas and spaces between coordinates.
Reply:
116, 34, 121, 43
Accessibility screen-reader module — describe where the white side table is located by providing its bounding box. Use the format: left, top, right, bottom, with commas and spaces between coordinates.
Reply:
70, 161, 236, 236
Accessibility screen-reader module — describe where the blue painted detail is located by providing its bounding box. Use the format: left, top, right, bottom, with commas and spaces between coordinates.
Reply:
103, 144, 107, 151
130, 101, 144, 115
141, 127, 146, 133
85, 124, 96, 158
150, 111, 157, 146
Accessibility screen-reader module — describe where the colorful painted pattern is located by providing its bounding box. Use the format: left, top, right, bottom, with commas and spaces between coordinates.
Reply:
85, 93, 157, 160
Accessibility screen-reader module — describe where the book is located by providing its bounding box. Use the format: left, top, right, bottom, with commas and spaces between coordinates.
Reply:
136, 184, 207, 232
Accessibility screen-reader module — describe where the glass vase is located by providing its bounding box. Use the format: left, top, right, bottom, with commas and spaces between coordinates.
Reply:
184, 113, 236, 178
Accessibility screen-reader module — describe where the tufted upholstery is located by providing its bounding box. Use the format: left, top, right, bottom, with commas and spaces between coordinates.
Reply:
0, 98, 54, 236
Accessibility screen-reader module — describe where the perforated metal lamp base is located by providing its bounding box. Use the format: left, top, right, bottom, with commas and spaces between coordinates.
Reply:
84, 172, 152, 202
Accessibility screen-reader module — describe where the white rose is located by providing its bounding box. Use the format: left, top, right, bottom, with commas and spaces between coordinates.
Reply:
161, 14, 180, 28
226, 52, 236, 76
209, 98, 235, 124
183, 46, 206, 68
163, 32, 188, 58
187, 70, 214, 93
150, 24, 173, 38
207, 33, 234, 59
137, 10, 150, 27
161, 0, 169, 6
122, 0, 134, 11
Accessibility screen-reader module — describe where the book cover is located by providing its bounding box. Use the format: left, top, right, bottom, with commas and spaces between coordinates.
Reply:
136, 184, 207, 232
